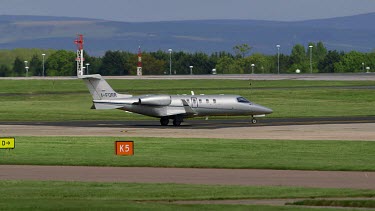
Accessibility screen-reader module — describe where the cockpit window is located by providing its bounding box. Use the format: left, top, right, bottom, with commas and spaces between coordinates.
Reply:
237, 97, 251, 103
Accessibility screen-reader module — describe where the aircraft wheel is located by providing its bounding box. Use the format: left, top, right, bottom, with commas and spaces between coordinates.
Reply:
173, 119, 182, 126
251, 118, 257, 124
160, 117, 169, 126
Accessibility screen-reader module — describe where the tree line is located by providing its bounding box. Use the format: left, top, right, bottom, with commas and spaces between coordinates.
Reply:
0, 42, 374, 76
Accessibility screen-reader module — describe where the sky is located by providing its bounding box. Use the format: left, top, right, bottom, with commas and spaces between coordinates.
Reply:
1, 0, 375, 22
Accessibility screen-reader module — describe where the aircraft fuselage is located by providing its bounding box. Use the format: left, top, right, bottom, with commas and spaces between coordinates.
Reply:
93, 94, 272, 118
80, 74, 272, 126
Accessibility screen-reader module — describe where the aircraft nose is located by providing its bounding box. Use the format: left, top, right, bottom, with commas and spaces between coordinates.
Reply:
252, 104, 273, 114
262, 106, 273, 114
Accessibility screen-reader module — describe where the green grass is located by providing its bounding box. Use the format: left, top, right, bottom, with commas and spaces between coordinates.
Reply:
1, 78, 373, 210
1, 137, 375, 171
1, 180, 374, 210
0, 78, 373, 94
0, 78, 374, 121
288, 199, 375, 208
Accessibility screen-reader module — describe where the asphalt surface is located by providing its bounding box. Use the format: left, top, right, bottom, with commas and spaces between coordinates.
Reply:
0, 117, 374, 140
1, 73, 375, 81
1, 116, 375, 129
1, 165, 375, 189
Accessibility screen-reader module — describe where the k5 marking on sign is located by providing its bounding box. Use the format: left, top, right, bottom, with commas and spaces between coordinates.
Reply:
0, 137, 15, 149
115, 141, 134, 156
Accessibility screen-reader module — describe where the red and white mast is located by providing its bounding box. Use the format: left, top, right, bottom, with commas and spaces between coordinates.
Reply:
137, 46, 142, 76
74, 34, 85, 76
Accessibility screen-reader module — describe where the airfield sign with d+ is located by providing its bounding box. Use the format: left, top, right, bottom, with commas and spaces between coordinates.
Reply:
0, 137, 15, 149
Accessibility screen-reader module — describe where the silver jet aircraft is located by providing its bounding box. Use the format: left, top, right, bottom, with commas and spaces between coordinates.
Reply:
80, 74, 272, 126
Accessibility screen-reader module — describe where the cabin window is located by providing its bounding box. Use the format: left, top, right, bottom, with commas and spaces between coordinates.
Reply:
237, 97, 251, 103
206, 99, 209, 103
213, 99, 216, 103
199, 99, 202, 103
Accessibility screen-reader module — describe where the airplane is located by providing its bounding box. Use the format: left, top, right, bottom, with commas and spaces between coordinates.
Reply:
79, 74, 273, 126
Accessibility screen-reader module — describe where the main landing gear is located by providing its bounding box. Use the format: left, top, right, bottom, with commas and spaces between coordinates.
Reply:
160, 116, 183, 126
160, 117, 169, 126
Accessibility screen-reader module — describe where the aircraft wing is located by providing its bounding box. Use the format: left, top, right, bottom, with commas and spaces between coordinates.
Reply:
181, 99, 197, 115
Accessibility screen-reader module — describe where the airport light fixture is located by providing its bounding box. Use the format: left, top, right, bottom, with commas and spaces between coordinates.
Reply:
309, 45, 313, 74
24, 61, 28, 77
362, 62, 365, 72
168, 49, 172, 75
42, 54, 46, 77
251, 63, 255, 74
189, 65, 193, 75
276, 45, 280, 74
86, 63, 90, 75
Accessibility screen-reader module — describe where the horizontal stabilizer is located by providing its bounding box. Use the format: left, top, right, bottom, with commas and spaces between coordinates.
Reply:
93, 102, 124, 110
92, 98, 138, 110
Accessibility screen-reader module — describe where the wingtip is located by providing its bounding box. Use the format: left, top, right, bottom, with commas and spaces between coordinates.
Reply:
78, 74, 102, 79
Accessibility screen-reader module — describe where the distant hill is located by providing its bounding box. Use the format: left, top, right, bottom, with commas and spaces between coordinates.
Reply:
0, 14, 375, 56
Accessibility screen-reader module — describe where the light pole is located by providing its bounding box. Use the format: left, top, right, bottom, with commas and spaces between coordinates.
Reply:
168, 49, 172, 75
42, 53, 46, 77
86, 63, 90, 75
189, 66, 193, 75
362, 62, 365, 72
24, 61, 28, 77
276, 44, 280, 74
309, 45, 313, 74
251, 64, 255, 74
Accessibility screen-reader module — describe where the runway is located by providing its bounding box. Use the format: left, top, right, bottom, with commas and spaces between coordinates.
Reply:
1, 73, 374, 81
0, 117, 374, 140
1, 165, 375, 189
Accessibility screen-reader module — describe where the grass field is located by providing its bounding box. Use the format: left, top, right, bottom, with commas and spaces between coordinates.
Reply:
1, 180, 374, 210
1, 78, 374, 210
1, 137, 375, 171
0, 78, 374, 121
1, 79, 373, 94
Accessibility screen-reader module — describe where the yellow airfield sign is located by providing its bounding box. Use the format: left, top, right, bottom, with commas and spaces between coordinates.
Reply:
0, 137, 15, 149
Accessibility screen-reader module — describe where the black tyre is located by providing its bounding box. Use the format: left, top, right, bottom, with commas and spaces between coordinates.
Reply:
173, 119, 181, 126
160, 117, 169, 126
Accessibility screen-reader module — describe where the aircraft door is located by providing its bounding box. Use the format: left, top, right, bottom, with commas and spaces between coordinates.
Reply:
191, 97, 198, 108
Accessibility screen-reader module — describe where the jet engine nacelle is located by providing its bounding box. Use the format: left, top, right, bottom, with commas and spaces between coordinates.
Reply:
138, 95, 172, 106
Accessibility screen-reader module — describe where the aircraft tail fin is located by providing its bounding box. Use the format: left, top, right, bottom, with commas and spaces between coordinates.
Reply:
79, 74, 132, 100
